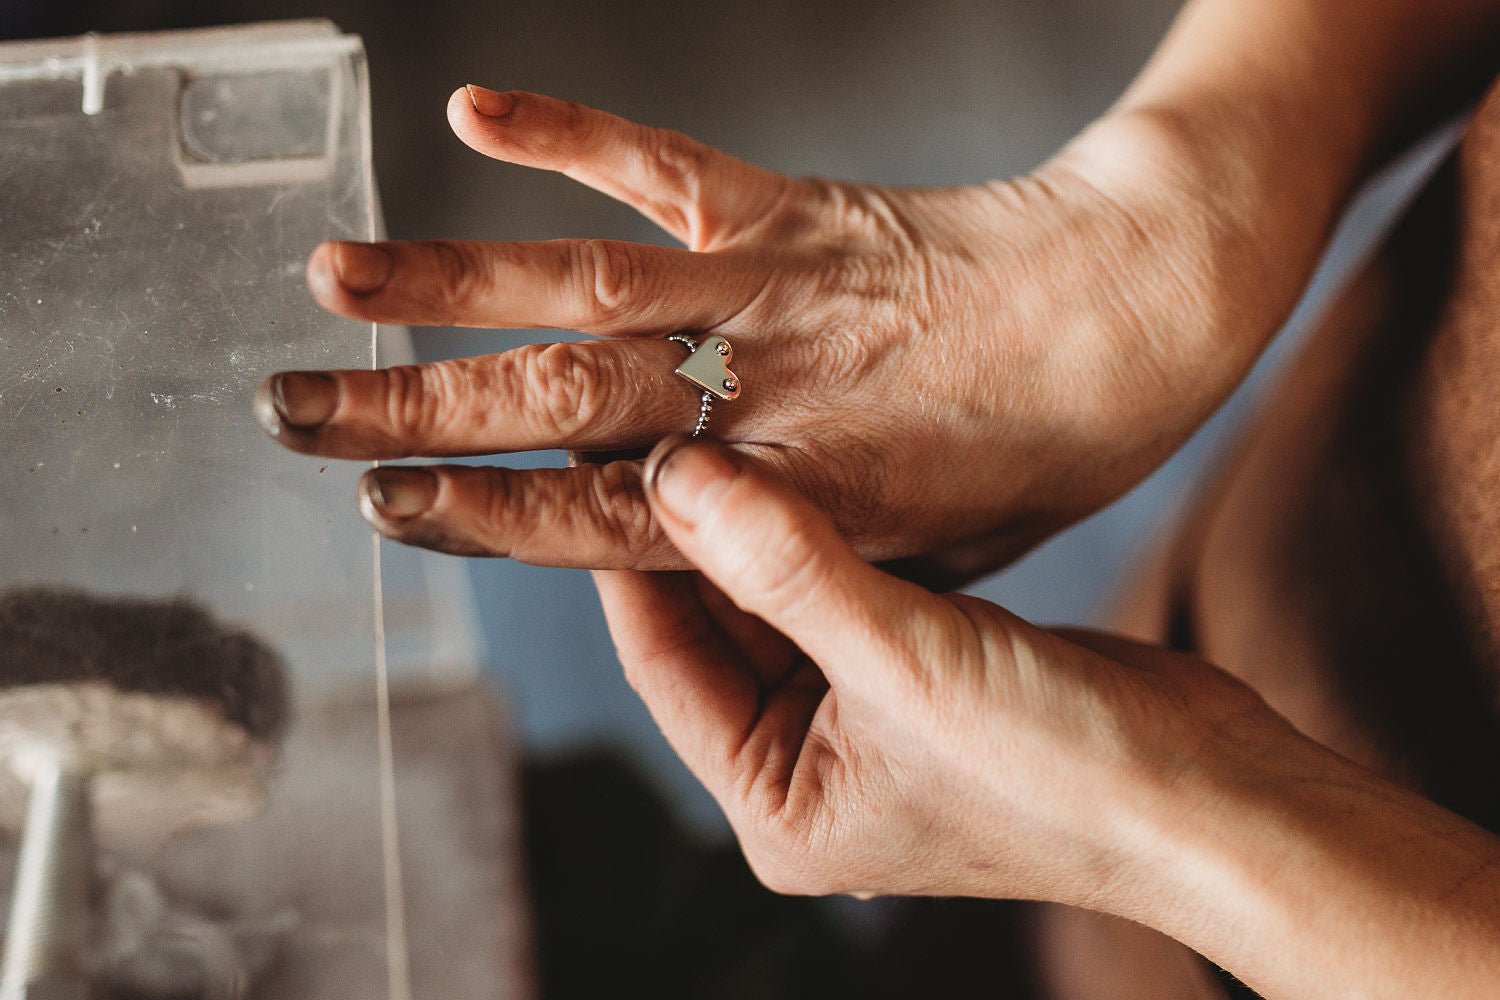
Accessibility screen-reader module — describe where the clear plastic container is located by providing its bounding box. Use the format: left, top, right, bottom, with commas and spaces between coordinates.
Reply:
0, 20, 486, 999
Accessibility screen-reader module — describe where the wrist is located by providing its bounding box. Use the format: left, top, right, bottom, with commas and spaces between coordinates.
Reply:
1110, 709, 1500, 997
1050, 105, 1336, 361
1001, 110, 1294, 459
1107, 707, 1321, 926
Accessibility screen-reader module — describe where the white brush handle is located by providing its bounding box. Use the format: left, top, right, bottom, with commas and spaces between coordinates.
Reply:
1, 757, 91, 1000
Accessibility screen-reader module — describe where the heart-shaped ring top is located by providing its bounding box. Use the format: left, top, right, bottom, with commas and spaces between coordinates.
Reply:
674, 335, 741, 401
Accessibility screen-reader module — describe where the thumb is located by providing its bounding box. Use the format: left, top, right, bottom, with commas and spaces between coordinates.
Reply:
643, 436, 928, 672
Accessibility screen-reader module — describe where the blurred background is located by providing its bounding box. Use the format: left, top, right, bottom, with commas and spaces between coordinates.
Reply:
0, 2, 1445, 995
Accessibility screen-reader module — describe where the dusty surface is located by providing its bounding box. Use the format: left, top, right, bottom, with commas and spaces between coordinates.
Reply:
0, 685, 530, 999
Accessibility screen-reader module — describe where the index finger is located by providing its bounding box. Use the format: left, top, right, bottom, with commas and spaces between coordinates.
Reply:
593, 569, 761, 791
448, 87, 792, 251
306, 237, 767, 336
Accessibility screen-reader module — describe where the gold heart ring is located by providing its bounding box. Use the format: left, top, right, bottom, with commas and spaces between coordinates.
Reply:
667, 334, 740, 436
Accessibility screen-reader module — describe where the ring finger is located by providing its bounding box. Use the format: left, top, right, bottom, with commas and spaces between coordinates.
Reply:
254, 336, 748, 459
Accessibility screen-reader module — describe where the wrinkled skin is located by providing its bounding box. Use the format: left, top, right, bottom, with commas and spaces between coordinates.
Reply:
255, 87, 1277, 580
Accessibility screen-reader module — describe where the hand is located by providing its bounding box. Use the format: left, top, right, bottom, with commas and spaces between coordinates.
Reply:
600, 435, 1500, 1000
594, 434, 1268, 903
254, 85, 1286, 570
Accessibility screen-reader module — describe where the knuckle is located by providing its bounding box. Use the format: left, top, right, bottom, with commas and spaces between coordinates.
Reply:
518, 97, 598, 163
584, 461, 659, 557
478, 468, 517, 534
424, 240, 491, 314
571, 239, 647, 325
761, 533, 829, 613
745, 176, 829, 243
380, 361, 491, 447
646, 130, 709, 224
514, 342, 608, 438
379, 364, 442, 445
805, 319, 882, 385
810, 255, 914, 322
642, 127, 750, 248
648, 128, 711, 189
556, 98, 593, 144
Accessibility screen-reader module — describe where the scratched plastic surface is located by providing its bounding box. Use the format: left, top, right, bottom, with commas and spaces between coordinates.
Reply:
0, 22, 481, 998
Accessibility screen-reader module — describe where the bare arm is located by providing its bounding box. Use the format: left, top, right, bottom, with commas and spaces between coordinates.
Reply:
1095, 0, 1500, 351
1090, 10, 1500, 990
1123, 696, 1500, 998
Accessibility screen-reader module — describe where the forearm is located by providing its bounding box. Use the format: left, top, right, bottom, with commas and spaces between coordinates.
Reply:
1122, 0, 1499, 222
1122, 717, 1500, 998
1053, 0, 1499, 366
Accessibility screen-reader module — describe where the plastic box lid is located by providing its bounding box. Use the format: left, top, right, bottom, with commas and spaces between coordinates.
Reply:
0, 20, 494, 998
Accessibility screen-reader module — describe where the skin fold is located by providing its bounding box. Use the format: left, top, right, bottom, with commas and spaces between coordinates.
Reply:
251, 0, 1500, 995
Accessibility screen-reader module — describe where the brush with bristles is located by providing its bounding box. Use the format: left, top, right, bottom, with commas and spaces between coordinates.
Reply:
0, 588, 289, 1000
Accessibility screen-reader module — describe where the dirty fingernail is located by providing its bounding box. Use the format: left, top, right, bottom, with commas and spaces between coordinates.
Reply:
264, 372, 338, 430
465, 84, 515, 118
362, 468, 438, 519
329, 241, 394, 295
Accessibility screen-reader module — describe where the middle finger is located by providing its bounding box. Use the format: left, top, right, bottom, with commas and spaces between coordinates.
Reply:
306, 237, 768, 335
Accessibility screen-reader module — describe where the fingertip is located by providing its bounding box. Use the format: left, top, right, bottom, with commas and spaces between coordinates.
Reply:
358, 467, 478, 556
464, 83, 515, 118
644, 436, 741, 531
446, 85, 476, 128
252, 375, 284, 440
360, 467, 438, 523
448, 85, 519, 146
643, 432, 691, 495
357, 469, 392, 531
641, 442, 893, 668
253, 371, 340, 454
307, 242, 395, 320
305, 241, 338, 306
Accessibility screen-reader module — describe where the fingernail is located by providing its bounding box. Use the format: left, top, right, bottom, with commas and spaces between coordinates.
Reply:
266, 372, 338, 429
646, 436, 739, 525
363, 468, 438, 519
465, 84, 515, 118
330, 241, 393, 295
